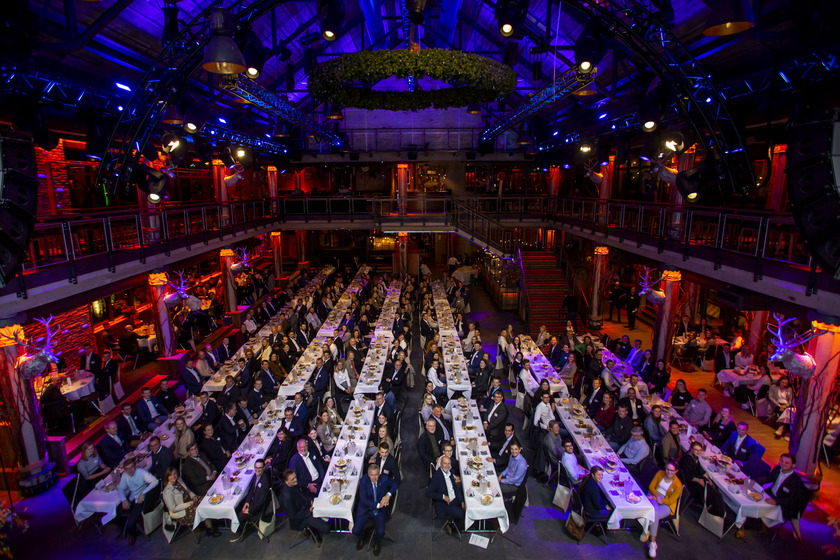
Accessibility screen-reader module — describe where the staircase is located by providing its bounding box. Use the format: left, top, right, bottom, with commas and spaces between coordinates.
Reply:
520, 250, 577, 337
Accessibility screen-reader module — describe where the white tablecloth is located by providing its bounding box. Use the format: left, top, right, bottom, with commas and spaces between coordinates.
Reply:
61, 373, 96, 401
373, 281, 402, 336
556, 400, 655, 531
319, 267, 371, 336
519, 336, 570, 397
716, 368, 783, 387
312, 399, 376, 529
431, 282, 456, 332
642, 395, 783, 529
193, 397, 294, 532
355, 334, 394, 395
439, 330, 471, 398
452, 266, 478, 285
452, 400, 510, 533
74, 399, 203, 524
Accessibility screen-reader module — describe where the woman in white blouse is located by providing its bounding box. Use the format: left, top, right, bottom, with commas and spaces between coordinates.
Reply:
535, 325, 551, 348
768, 376, 794, 438
427, 359, 447, 396
735, 346, 754, 368
258, 338, 272, 362
161, 467, 219, 536
496, 329, 509, 369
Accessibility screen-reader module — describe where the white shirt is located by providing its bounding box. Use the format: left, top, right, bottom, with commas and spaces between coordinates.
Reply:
619, 382, 649, 399
84, 353, 94, 371
601, 367, 618, 389
334, 368, 351, 391
144, 399, 159, 417
300, 453, 319, 481
428, 367, 445, 388
734, 434, 747, 454
656, 477, 674, 498
487, 402, 501, 421
534, 401, 554, 430
123, 414, 139, 435
519, 367, 539, 396
441, 469, 456, 501
562, 451, 587, 482
244, 318, 257, 334
771, 470, 793, 497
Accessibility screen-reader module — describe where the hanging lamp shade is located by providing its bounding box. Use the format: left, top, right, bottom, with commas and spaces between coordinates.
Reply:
202, 8, 246, 74
466, 103, 482, 114
161, 103, 183, 125
326, 105, 344, 120
572, 81, 597, 96
273, 122, 290, 137
703, 0, 755, 36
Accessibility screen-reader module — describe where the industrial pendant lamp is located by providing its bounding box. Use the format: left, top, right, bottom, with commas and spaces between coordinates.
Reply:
202, 8, 246, 74
326, 105, 344, 120
703, 0, 755, 37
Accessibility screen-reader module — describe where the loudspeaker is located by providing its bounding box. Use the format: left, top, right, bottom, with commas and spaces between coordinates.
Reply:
0, 131, 38, 287
786, 110, 840, 278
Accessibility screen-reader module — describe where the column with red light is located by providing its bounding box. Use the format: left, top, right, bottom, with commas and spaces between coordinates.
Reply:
652, 269, 681, 361
148, 272, 176, 357
271, 231, 284, 281
589, 246, 609, 329
220, 248, 239, 327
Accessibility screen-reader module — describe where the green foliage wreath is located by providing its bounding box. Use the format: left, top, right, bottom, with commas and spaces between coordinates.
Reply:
308, 49, 517, 111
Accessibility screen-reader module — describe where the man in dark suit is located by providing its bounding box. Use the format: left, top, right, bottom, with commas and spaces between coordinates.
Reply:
715, 342, 734, 373
488, 423, 516, 471
280, 468, 330, 546
618, 388, 647, 425
372, 393, 394, 426
202, 343, 221, 372
418, 419, 445, 471
625, 287, 640, 329
721, 422, 762, 466
181, 442, 217, 496
216, 375, 241, 409
80, 343, 102, 376
246, 379, 267, 417
370, 443, 400, 483
136, 387, 169, 431
279, 407, 305, 439
97, 350, 119, 397
155, 379, 180, 413
258, 361, 280, 398
98, 421, 131, 468
197, 392, 220, 430
482, 391, 509, 447
200, 424, 229, 472
548, 337, 564, 369
467, 341, 483, 375
217, 337, 234, 363
583, 378, 606, 417
425, 455, 465, 523
147, 436, 174, 480
296, 323, 311, 349
115, 404, 143, 447
230, 460, 271, 542
289, 439, 325, 497
311, 358, 330, 400
266, 429, 295, 478
675, 315, 693, 337
430, 405, 454, 443
292, 392, 308, 423
763, 453, 809, 538
483, 377, 504, 407
352, 464, 399, 555
182, 359, 204, 396
218, 404, 247, 453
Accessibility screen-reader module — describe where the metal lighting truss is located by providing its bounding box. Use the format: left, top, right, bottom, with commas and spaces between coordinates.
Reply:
0, 71, 128, 114
560, 0, 754, 194
400, 1, 417, 92
221, 76, 341, 146
203, 123, 289, 153
480, 68, 593, 141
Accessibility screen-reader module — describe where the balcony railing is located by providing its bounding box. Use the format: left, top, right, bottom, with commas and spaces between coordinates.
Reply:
8, 194, 815, 300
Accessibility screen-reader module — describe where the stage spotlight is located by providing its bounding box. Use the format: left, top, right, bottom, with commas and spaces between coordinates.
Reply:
596, 138, 611, 166
161, 4, 180, 47
676, 162, 719, 203
220, 146, 236, 168
639, 85, 666, 132
579, 140, 593, 153
496, 0, 526, 37
136, 164, 170, 204
319, 0, 343, 41
407, 0, 427, 25
466, 104, 482, 115
182, 96, 208, 133
661, 129, 685, 153
273, 122, 290, 137
240, 30, 267, 78
202, 8, 245, 74
574, 29, 604, 74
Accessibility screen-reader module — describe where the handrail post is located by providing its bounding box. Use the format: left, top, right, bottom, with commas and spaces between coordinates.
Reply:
136, 214, 146, 264
184, 209, 191, 251
104, 217, 115, 272
62, 222, 77, 284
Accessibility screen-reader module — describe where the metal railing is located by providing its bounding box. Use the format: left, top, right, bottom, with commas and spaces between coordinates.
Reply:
9, 193, 815, 299
516, 245, 530, 323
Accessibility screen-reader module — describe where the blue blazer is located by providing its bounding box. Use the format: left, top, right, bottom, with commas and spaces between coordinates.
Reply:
311, 367, 329, 397
356, 474, 398, 518
720, 432, 761, 463
135, 397, 169, 426
97, 434, 130, 468
289, 451, 325, 489
426, 468, 464, 506
181, 367, 204, 395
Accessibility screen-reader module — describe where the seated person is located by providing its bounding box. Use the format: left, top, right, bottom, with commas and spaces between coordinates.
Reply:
533, 392, 557, 432
682, 388, 712, 428
351, 464, 399, 555
720, 422, 761, 467
762, 453, 809, 541
618, 388, 647, 425
580, 466, 612, 520
229, 460, 271, 542
593, 392, 616, 430
289, 439, 325, 498
561, 440, 588, 484
98, 421, 131, 468
148, 436, 174, 480
619, 374, 649, 400
76, 442, 111, 483
425, 455, 466, 522
116, 403, 144, 448
487, 423, 516, 472
180, 443, 218, 496
662, 420, 683, 463
604, 404, 634, 451
200, 424, 229, 473
161, 467, 219, 537
136, 386, 169, 431
116, 457, 158, 545
617, 427, 650, 469
156, 379, 181, 413
644, 405, 666, 445
498, 441, 527, 499
679, 441, 708, 504
704, 407, 736, 447
640, 462, 683, 558
418, 419, 445, 471
543, 421, 564, 467
280, 469, 330, 546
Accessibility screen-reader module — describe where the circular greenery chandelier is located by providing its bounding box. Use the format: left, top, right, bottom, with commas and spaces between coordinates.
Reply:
309, 49, 517, 112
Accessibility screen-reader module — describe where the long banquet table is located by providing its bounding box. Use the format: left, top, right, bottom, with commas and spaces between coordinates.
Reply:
452, 399, 510, 533
439, 330, 472, 398
642, 394, 783, 532
519, 336, 570, 397
355, 333, 394, 395
74, 398, 204, 525
556, 398, 656, 532
193, 397, 294, 532
311, 399, 376, 530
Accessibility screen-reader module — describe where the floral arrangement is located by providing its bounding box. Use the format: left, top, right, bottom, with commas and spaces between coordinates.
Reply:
308, 49, 517, 111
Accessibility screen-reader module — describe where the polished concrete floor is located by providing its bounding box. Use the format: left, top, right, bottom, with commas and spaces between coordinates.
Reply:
9, 286, 835, 559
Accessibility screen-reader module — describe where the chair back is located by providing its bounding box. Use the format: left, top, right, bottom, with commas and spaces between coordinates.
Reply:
61, 474, 84, 514
257, 489, 279, 539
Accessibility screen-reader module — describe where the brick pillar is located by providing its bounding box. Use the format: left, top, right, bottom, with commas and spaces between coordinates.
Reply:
34, 139, 73, 216
148, 272, 177, 357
